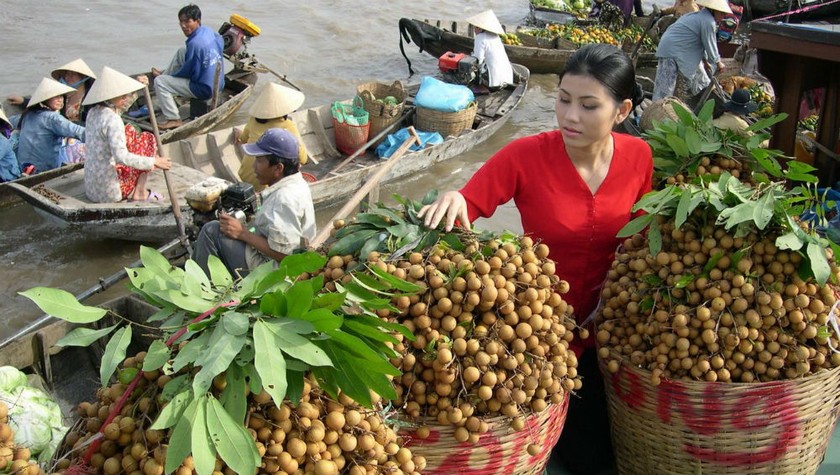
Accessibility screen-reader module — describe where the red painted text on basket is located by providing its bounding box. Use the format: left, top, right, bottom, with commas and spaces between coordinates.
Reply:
610, 365, 802, 466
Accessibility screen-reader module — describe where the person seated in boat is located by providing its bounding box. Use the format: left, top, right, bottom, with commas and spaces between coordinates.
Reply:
652, 0, 731, 102
0, 107, 20, 182
15, 78, 86, 174
590, 0, 634, 29
152, 4, 225, 131
417, 43, 652, 475
466, 10, 513, 90
235, 82, 308, 192
82, 66, 172, 203
712, 88, 769, 147
7, 59, 97, 124
661, 0, 700, 18
193, 128, 316, 278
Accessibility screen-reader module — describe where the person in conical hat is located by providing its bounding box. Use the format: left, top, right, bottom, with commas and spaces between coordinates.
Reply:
236, 82, 308, 191
52, 58, 97, 123
465, 10, 513, 89
82, 66, 172, 203
0, 107, 20, 182
16, 77, 86, 174
653, 0, 732, 102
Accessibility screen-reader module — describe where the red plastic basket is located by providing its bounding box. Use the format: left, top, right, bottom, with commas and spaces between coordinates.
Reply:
332, 117, 370, 156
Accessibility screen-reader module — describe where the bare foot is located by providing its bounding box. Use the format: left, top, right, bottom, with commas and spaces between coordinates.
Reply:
151, 67, 163, 78
159, 120, 183, 130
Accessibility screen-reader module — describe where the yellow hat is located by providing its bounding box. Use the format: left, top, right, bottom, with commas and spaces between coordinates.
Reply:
249, 82, 305, 119
696, 0, 733, 13
28, 78, 76, 108
51, 58, 97, 81
466, 10, 505, 35
82, 66, 145, 106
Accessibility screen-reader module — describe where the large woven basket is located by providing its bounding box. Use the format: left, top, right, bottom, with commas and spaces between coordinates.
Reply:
601, 358, 840, 475
399, 396, 568, 475
357, 81, 407, 145
415, 102, 477, 138
639, 97, 691, 132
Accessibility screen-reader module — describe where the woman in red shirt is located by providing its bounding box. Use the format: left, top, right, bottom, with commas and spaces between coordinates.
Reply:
419, 43, 653, 474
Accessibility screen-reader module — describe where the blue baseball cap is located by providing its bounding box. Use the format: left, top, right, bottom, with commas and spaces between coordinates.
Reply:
241, 128, 300, 160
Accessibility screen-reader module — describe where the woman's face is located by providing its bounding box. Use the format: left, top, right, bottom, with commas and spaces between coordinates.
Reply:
555, 73, 631, 148
109, 94, 133, 112
62, 71, 84, 85
45, 95, 64, 111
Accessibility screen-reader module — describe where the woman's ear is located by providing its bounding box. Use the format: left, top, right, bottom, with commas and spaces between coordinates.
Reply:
616, 98, 633, 124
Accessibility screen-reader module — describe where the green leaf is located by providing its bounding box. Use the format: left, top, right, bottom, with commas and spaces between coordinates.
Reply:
294, 308, 342, 332
312, 292, 346, 311
666, 134, 689, 158
642, 275, 663, 286
746, 112, 787, 133
684, 128, 702, 155
143, 340, 171, 371
639, 296, 654, 312
368, 264, 424, 292
161, 374, 190, 401
264, 320, 332, 367
673, 101, 697, 125
191, 396, 217, 475
279, 251, 328, 278
207, 255, 233, 288
696, 100, 715, 123
704, 251, 724, 274
344, 319, 400, 345
151, 389, 192, 430
140, 245, 175, 275
616, 214, 653, 238
286, 369, 305, 405
100, 326, 132, 387
183, 260, 213, 296
260, 291, 288, 316
421, 189, 439, 205
171, 332, 210, 373
220, 364, 248, 423
440, 233, 466, 251
19, 287, 107, 323
648, 220, 662, 256
807, 241, 831, 286
205, 398, 260, 475
146, 307, 175, 323
193, 326, 247, 396
235, 261, 277, 300
753, 191, 776, 230
222, 312, 250, 336
286, 280, 314, 317
751, 148, 783, 177
674, 274, 695, 289
253, 320, 288, 404
359, 232, 388, 261
329, 229, 378, 256
675, 190, 692, 229
164, 397, 198, 474
56, 324, 118, 347
242, 363, 263, 395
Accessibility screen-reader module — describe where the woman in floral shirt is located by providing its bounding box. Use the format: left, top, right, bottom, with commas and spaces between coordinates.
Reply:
82, 66, 171, 203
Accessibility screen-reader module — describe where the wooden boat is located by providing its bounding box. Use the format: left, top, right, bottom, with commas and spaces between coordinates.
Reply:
398, 18, 657, 75
739, 0, 840, 21
160, 64, 530, 208
5, 162, 210, 242
124, 68, 257, 144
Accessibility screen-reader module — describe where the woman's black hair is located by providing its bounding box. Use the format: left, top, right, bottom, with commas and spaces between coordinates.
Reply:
266, 154, 300, 177
559, 43, 640, 107
18, 104, 50, 129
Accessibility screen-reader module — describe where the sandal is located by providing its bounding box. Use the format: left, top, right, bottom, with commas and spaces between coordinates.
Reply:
145, 190, 164, 202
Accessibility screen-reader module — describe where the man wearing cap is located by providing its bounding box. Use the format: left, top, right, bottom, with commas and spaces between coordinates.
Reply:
466, 10, 513, 89
235, 82, 308, 192
652, 0, 731, 102
193, 128, 316, 277
153, 4, 225, 131
712, 88, 768, 146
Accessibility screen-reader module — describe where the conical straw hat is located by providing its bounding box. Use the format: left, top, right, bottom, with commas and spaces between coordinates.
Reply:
51, 58, 97, 81
82, 66, 145, 106
696, 0, 733, 13
249, 83, 305, 119
28, 78, 76, 108
0, 107, 9, 127
466, 10, 505, 35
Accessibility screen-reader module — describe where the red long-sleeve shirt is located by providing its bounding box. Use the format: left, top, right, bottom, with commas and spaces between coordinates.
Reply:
460, 130, 652, 349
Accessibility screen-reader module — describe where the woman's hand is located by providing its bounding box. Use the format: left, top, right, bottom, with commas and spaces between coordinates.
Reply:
417, 191, 471, 232
7, 95, 24, 106
219, 212, 246, 240
154, 155, 172, 170
233, 128, 243, 144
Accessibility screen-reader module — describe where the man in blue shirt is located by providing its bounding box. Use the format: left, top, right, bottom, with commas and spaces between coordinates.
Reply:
153, 4, 225, 130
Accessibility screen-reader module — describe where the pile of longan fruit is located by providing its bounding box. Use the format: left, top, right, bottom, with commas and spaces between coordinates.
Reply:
322, 235, 582, 445
596, 220, 840, 385
0, 401, 44, 475
52, 351, 423, 475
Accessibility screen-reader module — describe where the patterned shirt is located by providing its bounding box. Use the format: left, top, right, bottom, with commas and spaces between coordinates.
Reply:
83, 105, 155, 203
245, 172, 317, 270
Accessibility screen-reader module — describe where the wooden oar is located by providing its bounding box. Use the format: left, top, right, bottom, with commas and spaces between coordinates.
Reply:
310, 127, 421, 249
0, 237, 185, 351
142, 86, 190, 251
254, 61, 302, 91
329, 107, 415, 176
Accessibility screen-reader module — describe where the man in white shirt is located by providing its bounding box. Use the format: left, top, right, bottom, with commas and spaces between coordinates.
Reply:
193, 128, 316, 277
466, 10, 514, 89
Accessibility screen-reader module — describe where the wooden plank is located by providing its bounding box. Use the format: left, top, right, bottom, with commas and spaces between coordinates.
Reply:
179, 140, 200, 169
207, 133, 241, 182
308, 109, 341, 160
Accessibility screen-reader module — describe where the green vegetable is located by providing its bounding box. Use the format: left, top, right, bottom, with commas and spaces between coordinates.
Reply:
0, 366, 27, 392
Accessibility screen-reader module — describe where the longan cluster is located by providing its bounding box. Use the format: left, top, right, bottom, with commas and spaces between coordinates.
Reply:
0, 401, 44, 475
324, 236, 582, 444
663, 155, 754, 187
596, 222, 840, 385
55, 352, 422, 475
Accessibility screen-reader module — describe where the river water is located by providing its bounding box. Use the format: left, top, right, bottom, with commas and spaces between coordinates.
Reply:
0, 0, 661, 339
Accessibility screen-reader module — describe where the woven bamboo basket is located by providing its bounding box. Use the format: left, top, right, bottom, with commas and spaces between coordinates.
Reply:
639, 97, 691, 132
600, 358, 840, 475
357, 81, 407, 145
399, 396, 569, 475
415, 102, 477, 138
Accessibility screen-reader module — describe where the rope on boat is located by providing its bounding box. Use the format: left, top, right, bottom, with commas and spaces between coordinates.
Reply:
753, 0, 840, 21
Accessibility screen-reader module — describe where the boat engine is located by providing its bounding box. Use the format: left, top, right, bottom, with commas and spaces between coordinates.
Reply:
219, 14, 262, 70
438, 51, 479, 85
186, 178, 259, 232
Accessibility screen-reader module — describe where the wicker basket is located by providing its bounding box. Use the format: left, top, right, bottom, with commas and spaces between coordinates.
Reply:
399, 397, 569, 475
332, 117, 370, 156
415, 102, 477, 137
601, 358, 840, 475
639, 97, 691, 132
357, 81, 407, 146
